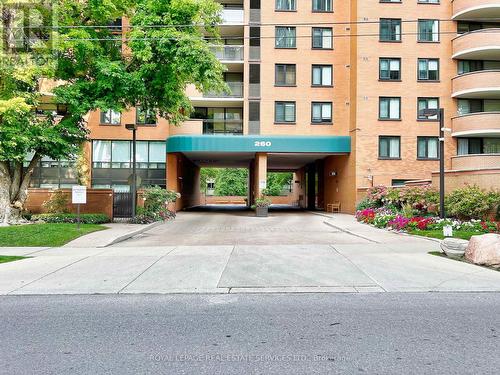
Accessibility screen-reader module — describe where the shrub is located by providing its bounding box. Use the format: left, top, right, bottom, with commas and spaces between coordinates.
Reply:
445, 185, 498, 220
399, 185, 439, 214
132, 186, 180, 224
356, 197, 378, 211
32, 213, 110, 224
365, 186, 387, 207
42, 190, 69, 214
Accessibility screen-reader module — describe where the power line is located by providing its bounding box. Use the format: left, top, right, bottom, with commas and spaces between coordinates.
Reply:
7, 30, 468, 43
5, 17, 473, 30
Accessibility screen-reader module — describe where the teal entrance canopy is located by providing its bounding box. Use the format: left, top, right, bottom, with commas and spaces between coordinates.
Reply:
166, 135, 351, 154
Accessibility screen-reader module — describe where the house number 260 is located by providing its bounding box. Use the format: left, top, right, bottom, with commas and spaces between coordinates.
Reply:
254, 141, 272, 147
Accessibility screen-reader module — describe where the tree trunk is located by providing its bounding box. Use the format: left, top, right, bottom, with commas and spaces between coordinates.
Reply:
0, 155, 41, 225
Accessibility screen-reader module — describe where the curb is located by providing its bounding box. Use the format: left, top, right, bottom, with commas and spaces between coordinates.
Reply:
100, 221, 164, 247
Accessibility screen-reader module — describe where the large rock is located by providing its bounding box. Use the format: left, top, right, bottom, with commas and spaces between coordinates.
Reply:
440, 238, 469, 258
465, 234, 500, 266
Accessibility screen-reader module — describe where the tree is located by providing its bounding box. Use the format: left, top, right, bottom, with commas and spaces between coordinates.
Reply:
265, 172, 293, 196
214, 169, 248, 197
0, 0, 226, 223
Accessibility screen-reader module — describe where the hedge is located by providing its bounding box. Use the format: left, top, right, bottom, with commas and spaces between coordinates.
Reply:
31, 213, 110, 224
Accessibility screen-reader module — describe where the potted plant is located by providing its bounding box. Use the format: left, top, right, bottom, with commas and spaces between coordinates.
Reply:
252, 195, 272, 217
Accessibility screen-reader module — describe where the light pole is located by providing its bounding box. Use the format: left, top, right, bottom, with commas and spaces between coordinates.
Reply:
419, 107, 447, 219
126, 123, 137, 219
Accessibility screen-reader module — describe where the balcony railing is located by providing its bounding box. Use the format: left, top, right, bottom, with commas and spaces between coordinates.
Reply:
202, 119, 243, 135
222, 8, 244, 25
210, 45, 244, 61
452, 0, 500, 20
204, 82, 244, 98
452, 70, 500, 98
453, 29, 500, 60
452, 112, 500, 136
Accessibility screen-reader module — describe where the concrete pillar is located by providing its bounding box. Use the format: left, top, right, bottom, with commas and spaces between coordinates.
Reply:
166, 153, 181, 211
248, 161, 255, 206
306, 163, 316, 210
253, 152, 268, 198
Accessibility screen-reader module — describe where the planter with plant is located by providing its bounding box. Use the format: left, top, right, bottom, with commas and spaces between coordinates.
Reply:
252, 196, 272, 217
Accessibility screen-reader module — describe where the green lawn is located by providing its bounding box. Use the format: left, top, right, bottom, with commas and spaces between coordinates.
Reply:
0, 223, 106, 247
0, 255, 28, 264
410, 230, 484, 241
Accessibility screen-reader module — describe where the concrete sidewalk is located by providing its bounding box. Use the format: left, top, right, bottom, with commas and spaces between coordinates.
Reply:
1, 212, 499, 295
1, 241, 499, 295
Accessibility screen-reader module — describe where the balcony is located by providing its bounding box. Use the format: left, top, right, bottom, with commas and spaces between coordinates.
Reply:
221, 8, 244, 25
451, 154, 500, 170
209, 45, 244, 62
453, 29, 500, 60
452, 112, 500, 137
452, 70, 500, 98
203, 82, 244, 99
452, 0, 500, 20
202, 119, 243, 135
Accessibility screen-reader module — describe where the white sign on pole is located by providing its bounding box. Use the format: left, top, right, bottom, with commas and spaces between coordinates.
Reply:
259, 180, 267, 190
72, 186, 87, 204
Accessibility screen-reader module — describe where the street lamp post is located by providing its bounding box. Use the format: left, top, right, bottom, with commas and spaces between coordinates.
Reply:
125, 123, 138, 219
419, 107, 447, 219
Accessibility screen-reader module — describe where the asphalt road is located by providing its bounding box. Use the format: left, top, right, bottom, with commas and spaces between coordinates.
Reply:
1, 293, 499, 374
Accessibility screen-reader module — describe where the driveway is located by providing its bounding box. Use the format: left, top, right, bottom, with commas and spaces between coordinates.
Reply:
1, 209, 500, 294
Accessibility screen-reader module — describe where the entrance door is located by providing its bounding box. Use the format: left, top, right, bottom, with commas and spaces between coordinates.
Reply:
113, 192, 133, 218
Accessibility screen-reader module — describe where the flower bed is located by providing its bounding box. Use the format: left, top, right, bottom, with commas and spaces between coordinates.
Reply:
355, 184, 500, 238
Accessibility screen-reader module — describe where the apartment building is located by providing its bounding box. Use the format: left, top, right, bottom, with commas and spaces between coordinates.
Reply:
31, 0, 500, 215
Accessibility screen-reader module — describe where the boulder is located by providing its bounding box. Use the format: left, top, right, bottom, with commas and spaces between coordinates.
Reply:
465, 234, 500, 266
440, 238, 469, 258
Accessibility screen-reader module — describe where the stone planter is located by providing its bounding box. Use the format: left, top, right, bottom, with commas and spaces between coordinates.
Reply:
255, 206, 269, 217
440, 238, 469, 258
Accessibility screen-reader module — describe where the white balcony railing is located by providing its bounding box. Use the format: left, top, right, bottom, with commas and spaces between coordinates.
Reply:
204, 82, 244, 98
210, 45, 244, 61
222, 8, 244, 25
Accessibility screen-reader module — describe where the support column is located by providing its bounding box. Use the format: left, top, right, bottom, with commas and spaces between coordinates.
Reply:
306, 163, 316, 210
248, 161, 255, 206
166, 153, 180, 211
253, 152, 268, 199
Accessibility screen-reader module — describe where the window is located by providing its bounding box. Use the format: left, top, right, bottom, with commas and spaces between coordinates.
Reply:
276, 0, 296, 11
312, 0, 333, 12
417, 98, 439, 120
458, 138, 500, 155
418, 58, 439, 81
379, 136, 401, 159
100, 109, 121, 125
417, 137, 439, 159
312, 65, 333, 86
380, 19, 401, 42
275, 27, 296, 48
312, 27, 333, 49
418, 0, 440, 3
92, 141, 166, 169
92, 140, 112, 168
275, 64, 296, 86
136, 107, 157, 125
311, 102, 332, 123
379, 97, 401, 120
275, 101, 296, 123
381, 0, 401, 3
379, 58, 401, 80
418, 20, 439, 42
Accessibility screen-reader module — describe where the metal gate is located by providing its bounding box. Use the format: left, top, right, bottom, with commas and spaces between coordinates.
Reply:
113, 192, 133, 218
